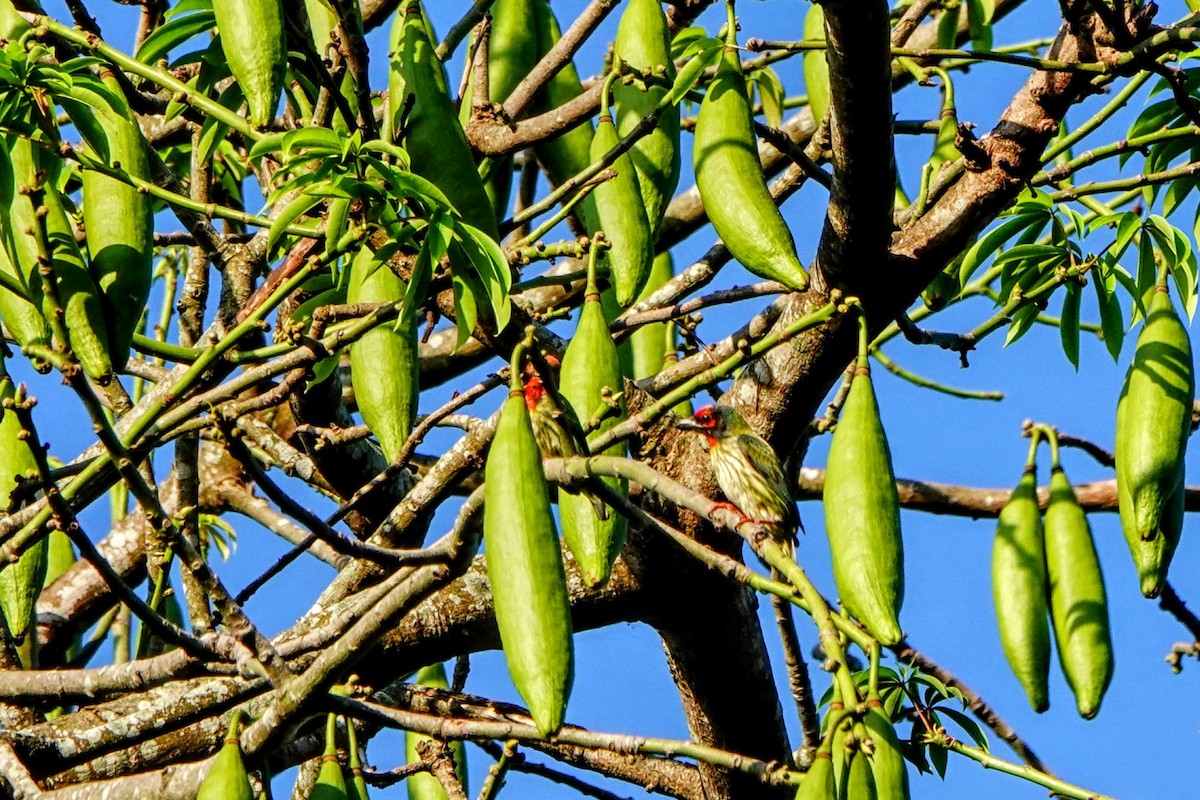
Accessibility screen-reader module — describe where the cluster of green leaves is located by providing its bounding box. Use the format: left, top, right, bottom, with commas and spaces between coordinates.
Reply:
818, 665, 988, 780
1124, 60, 1200, 218
951, 188, 1198, 369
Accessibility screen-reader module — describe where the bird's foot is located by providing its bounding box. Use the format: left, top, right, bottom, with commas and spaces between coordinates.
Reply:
708, 501, 746, 526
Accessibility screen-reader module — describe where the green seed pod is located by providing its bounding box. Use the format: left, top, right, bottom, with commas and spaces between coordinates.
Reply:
346, 711, 371, 800
389, 0, 499, 239
621, 251, 674, 379
559, 264, 628, 587
613, 0, 679, 238
530, 0, 598, 233
823, 365, 904, 645
346, 245, 418, 462
0, 133, 112, 380
803, 4, 829, 123
842, 747, 877, 800
591, 94, 653, 307
0, 363, 44, 661
197, 710, 254, 800
42, 528, 76, 590
0, 0, 35, 40
920, 269, 959, 312
459, 0, 540, 218
484, 381, 574, 736
1044, 465, 1113, 719
827, 705, 854, 797
311, 713, 348, 800
862, 699, 909, 800
794, 751, 835, 800
62, 74, 154, 367
694, 28, 808, 291
1115, 284, 1193, 598
405, 663, 467, 800
212, 0, 285, 128
0, 243, 50, 372
305, 0, 359, 131
992, 463, 1051, 713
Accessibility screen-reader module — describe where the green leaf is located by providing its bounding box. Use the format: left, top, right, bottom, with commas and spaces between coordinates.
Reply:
360, 138, 411, 169
248, 131, 289, 160
451, 268, 480, 349
135, 9, 215, 65
1093, 258, 1125, 361
936, 4, 960, 49
1108, 210, 1143, 262
267, 191, 323, 254
937, 706, 989, 752
1127, 99, 1184, 144
1060, 281, 1081, 369
1134, 233, 1158, 323
992, 243, 1064, 268
282, 127, 346, 159
958, 214, 1048, 285
752, 66, 785, 129
1163, 174, 1199, 217
670, 27, 709, 60
665, 42, 723, 107
455, 221, 513, 333
1004, 303, 1041, 347
966, 0, 992, 50
929, 741, 949, 779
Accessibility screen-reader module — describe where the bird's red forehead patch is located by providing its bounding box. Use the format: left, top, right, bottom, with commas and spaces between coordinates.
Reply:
693, 404, 718, 427
523, 375, 547, 410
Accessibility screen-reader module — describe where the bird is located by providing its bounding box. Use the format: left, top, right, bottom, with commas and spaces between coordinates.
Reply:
522, 371, 608, 520
676, 404, 800, 557
523, 371, 583, 458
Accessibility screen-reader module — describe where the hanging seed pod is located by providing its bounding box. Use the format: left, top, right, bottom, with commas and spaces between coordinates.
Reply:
828, 706, 855, 797
305, 0, 359, 131
530, 0, 598, 232
345, 711, 371, 800
795, 751, 836, 800
388, 0, 499, 239
1044, 463, 1113, 719
0, 137, 50, 365
405, 663, 467, 800
693, 10, 808, 292
311, 713, 348, 800
621, 251, 675, 379
212, 0, 285, 127
803, 4, 829, 123
0, 0, 33, 40
459, 0, 540, 218
823, 360, 904, 645
862, 696, 910, 800
559, 252, 628, 587
0, 362, 44, 664
0, 132, 113, 380
484, 368, 574, 736
197, 710, 254, 800
62, 74, 153, 368
591, 78, 653, 307
42, 529, 76, 590
346, 245, 418, 462
992, 452, 1051, 713
842, 745, 877, 800
613, 0, 679, 238
1115, 283, 1193, 598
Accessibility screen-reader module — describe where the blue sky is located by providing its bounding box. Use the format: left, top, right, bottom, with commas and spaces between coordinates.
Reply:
17, 1, 1200, 798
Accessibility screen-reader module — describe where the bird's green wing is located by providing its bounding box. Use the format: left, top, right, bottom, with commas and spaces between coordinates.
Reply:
734, 432, 801, 531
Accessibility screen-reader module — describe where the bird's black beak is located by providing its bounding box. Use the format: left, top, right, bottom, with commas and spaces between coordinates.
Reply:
675, 418, 703, 433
